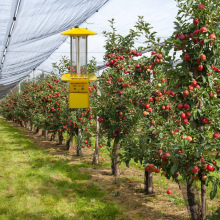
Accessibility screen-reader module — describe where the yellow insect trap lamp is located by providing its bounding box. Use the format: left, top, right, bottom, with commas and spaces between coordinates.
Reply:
61, 28, 97, 108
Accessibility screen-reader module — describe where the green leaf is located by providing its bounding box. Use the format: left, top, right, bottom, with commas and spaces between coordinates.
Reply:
125, 160, 130, 168
208, 77, 213, 89
171, 164, 179, 175
210, 181, 218, 200
202, 75, 207, 83
216, 152, 220, 159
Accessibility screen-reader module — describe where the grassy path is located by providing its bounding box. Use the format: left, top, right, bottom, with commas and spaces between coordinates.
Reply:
0, 118, 122, 220
0, 118, 219, 220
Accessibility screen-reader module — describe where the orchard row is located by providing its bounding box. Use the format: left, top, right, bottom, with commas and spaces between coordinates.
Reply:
0, 1, 220, 219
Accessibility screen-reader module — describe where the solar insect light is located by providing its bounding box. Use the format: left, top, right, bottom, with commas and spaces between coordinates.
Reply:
61, 27, 97, 108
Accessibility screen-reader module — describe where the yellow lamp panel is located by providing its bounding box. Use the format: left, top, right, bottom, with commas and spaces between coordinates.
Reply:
69, 93, 89, 108
69, 83, 88, 93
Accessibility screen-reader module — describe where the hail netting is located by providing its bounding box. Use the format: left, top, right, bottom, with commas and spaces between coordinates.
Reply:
0, 0, 110, 99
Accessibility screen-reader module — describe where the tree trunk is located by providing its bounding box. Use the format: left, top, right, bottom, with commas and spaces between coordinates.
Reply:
201, 182, 206, 219
92, 116, 99, 165
42, 129, 45, 136
34, 127, 39, 134
66, 130, 75, 151
28, 122, 32, 131
76, 128, 83, 156
187, 179, 202, 220
144, 170, 154, 194
198, 100, 206, 219
58, 132, 63, 145
50, 132, 56, 141
44, 130, 48, 139
144, 110, 155, 193
111, 137, 120, 177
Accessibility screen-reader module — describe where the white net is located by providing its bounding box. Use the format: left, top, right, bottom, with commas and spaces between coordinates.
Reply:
0, 0, 110, 98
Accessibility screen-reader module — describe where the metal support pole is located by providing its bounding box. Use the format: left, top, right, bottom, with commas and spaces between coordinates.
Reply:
86, 37, 88, 77
18, 82, 21, 93
77, 37, 80, 76
70, 37, 73, 77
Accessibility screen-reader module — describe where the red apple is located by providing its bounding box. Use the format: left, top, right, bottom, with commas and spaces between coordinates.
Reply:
183, 119, 189, 124
200, 27, 207, 33
183, 90, 189, 96
185, 112, 191, 118
210, 34, 216, 41
193, 19, 199, 25
177, 104, 183, 109
198, 65, 204, 71
167, 190, 171, 194
149, 97, 154, 102
158, 149, 163, 154
143, 111, 149, 116
213, 133, 219, 138
200, 54, 206, 60
183, 103, 190, 110
161, 152, 170, 162
207, 164, 214, 171
209, 93, 214, 98
198, 4, 205, 9
189, 85, 194, 91
202, 118, 209, 124
184, 54, 190, 61
200, 39, 204, 46
192, 80, 197, 86
191, 166, 199, 174
180, 113, 186, 119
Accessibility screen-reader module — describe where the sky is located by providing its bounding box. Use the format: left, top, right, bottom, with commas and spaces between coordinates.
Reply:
37, 0, 179, 75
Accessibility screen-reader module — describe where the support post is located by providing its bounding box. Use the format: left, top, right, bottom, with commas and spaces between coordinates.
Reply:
18, 82, 21, 93
33, 69, 36, 83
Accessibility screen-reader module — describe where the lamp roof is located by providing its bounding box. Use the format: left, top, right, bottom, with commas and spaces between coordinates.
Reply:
61, 28, 97, 37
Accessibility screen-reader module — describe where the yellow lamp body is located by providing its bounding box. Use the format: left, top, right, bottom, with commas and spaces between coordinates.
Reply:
61, 73, 97, 109
60, 28, 97, 109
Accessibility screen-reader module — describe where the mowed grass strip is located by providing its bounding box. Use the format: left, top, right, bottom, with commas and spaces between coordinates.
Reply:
0, 118, 123, 220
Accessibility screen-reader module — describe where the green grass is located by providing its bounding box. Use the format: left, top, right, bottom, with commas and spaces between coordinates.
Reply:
0, 118, 123, 220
